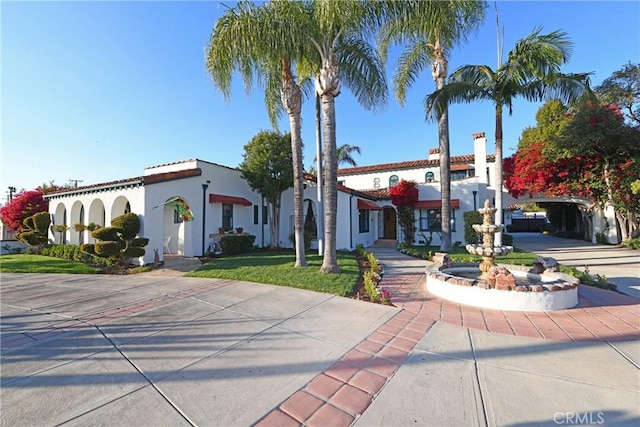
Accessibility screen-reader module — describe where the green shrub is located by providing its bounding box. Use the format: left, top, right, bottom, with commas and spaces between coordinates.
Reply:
81, 243, 96, 255
463, 211, 482, 244
110, 213, 140, 240
502, 233, 513, 245
622, 238, 640, 250
93, 227, 120, 241
122, 246, 145, 258
363, 270, 380, 303
595, 232, 608, 245
16, 212, 51, 246
131, 237, 149, 247
220, 234, 256, 255
95, 241, 124, 257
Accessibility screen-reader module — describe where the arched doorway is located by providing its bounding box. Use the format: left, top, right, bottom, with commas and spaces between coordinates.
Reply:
382, 206, 397, 239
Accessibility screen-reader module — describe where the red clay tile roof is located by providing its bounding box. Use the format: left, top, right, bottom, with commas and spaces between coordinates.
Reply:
337, 154, 495, 176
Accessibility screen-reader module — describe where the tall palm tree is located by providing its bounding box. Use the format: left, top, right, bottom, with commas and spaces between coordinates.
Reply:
206, 1, 310, 266
310, 143, 361, 172
377, 0, 487, 251
306, 0, 388, 273
426, 27, 591, 245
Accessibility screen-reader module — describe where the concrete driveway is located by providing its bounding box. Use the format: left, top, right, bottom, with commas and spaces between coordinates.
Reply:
2, 245, 638, 427
512, 232, 640, 298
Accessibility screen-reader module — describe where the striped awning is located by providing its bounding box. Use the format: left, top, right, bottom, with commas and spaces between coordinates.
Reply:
357, 199, 381, 210
209, 194, 252, 206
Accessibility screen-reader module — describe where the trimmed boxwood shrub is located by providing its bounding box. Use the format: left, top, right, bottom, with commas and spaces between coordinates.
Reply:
464, 210, 482, 244
92, 227, 120, 241
220, 234, 256, 255
95, 241, 124, 257
81, 243, 96, 255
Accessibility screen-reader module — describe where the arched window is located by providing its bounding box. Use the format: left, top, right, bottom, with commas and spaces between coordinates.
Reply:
389, 175, 399, 188
425, 172, 434, 183
124, 202, 131, 214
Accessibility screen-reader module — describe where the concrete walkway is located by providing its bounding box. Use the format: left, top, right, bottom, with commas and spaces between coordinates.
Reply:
1, 244, 639, 426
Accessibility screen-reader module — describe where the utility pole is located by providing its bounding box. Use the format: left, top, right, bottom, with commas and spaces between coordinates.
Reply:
7, 186, 16, 201
69, 179, 83, 188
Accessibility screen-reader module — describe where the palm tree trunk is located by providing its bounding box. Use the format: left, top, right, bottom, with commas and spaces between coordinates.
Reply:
316, 58, 341, 273
320, 92, 340, 273
281, 60, 306, 266
432, 40, 452, 251
315, 94, 324, 257
494, 104, 504, 246
438, 93, 452, 251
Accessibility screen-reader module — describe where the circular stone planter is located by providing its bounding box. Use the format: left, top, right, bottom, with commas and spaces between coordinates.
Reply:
425, 263, 579, 312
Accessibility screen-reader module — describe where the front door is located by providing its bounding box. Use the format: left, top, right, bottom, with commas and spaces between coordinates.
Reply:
383, 207, 397, 239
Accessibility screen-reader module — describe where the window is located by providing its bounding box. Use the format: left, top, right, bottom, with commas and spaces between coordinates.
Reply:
389, 175, 399, 188
425, 172, 434, 183
262, 205, 268, 224
419, 209, 457, 232
124, 202, 131, 214
222, 203, 233, 229
254, 205, 259, 225
359, 209, 370, 233
451, 171, 467, 181
173, 209, 184, 223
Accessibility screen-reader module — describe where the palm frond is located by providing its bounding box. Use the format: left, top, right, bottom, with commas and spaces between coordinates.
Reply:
392, 42, 432, 106
424, 81, 492, 121
335, 35, 388, 112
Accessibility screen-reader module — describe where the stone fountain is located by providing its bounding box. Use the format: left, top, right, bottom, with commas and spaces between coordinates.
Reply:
466, 199, 513, 280
425, 200, 579, 312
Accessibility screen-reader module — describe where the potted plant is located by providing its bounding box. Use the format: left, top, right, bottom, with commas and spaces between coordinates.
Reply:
236, 227, 243, 234
219, 227, 226, 234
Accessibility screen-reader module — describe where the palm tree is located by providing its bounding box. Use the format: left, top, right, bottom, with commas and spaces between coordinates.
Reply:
426, 27, 591, 245
377, 0, 487, 251
310, 143, 361, 173
206, 1, 310, 266
306, 0, 388, 273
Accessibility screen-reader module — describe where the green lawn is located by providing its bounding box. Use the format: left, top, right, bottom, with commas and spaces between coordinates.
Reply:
0, 254, 102, 274
186, 251, 360, 296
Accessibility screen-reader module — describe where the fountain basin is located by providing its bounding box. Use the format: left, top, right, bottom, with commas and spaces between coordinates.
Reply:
426, 263, 579, 312
466, 244, 513, 257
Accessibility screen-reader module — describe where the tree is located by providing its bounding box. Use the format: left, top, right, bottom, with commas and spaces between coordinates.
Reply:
206, 0, 308, 266
308, 0, 388, 273
377, 0, 487, 252
239, 130, 294, 249
390, 180, 419, 246
310, 143, 361, 173
504, 99, 640, 242
0, 190, 48, 232
426, 27, 591, 245
594, 62, 639, 126
554, 101, 640, 241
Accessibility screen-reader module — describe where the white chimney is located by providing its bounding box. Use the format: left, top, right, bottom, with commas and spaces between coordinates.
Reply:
473, 132, 488, 205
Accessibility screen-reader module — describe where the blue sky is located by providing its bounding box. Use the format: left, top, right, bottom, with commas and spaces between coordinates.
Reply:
2, 1, 639, 198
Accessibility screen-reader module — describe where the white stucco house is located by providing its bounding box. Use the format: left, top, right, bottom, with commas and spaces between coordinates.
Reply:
44, 158, 382, 265
43, 132, 618, 265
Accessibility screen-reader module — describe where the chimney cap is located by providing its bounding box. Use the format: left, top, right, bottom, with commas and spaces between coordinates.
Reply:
472, 132, 486, 139
429, 148, 440, 154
